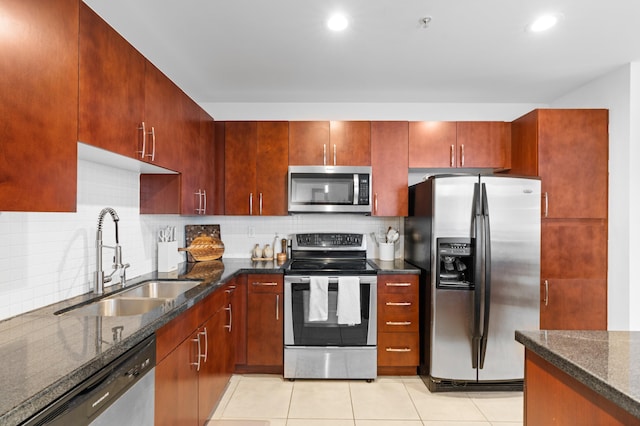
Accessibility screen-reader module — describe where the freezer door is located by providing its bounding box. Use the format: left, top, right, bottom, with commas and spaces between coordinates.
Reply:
430, 175, 478, 381
477, 176, 540, 381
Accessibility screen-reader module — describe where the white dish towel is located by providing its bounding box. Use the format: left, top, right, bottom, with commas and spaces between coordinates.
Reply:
308, 276, 329, 321
337, 276, 361, 325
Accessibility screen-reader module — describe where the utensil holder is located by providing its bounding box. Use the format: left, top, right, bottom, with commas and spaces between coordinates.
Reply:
379, 242, 395, 261
158, 241, 178, 272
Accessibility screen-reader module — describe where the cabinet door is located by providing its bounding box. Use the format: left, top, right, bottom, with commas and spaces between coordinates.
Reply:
144, 61, 190, 170
198, 308, 227, 424
178, 98, 208, 215
78, 3, 145, 159
537, 109, 608, 219
247, 275, 283, 367
256, 122, 289, 215
456, 122, 510, 168
371, 122, 408, 216
330, 121, 371, 166
289, 121, 330, 165
225, 121, 257, 214
540, 278, 607, 330
408, 121, 457, 168
0, 0, 78, 212
155, 332, 199, 426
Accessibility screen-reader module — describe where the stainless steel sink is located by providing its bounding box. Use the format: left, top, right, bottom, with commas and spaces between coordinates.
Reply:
116, 280, 200, 299
61, 297, 168, 317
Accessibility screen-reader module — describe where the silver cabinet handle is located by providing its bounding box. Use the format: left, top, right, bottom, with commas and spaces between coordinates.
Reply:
460, 144, 465, 167
386, 282, 411, 287
386, 347, 412, 352
191, 334, 202, 371
259, 192, 263, 216
138, 122, 146, 159
276, 294, 280, 321
386, 321, 412, 326
224, 304, 232, 332
450, 144, 455, 167
544, 280, 549, 306
374, 193, 378, 215
333, 143, 337, 165
249, 192, 253, 215
386, 302, 412, 306
253, 282, 279, 286
202, 189, 207, 215
195, 189, 203, 214
543, 192, 549, 218
147, 126, 156, 161
323, 144, 327, 166
200, 328, 208, 363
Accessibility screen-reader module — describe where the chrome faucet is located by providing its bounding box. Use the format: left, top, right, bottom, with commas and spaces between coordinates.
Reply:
94, 207, 130, 295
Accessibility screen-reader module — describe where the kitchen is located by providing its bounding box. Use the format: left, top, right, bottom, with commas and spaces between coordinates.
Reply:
1, 0, 640, 425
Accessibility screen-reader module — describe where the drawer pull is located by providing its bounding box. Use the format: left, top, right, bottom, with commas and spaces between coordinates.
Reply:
253, 282, 279, 286
385, 282, 411, 287
386, 347, 412, 352
386, 302, 412, 306
386, 321, 412, 326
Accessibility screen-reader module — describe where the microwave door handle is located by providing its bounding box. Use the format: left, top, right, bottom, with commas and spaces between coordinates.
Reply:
353, 174, 359, 205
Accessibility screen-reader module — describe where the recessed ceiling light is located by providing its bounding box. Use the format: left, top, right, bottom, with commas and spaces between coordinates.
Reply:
327, 13, 348, 31
528, 14, 560, 32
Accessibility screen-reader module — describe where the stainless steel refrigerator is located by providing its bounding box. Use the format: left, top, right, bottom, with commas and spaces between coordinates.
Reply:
404, 174, 540, 391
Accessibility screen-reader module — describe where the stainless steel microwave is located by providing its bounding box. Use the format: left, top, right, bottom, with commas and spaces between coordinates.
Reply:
288, 165, 372, 214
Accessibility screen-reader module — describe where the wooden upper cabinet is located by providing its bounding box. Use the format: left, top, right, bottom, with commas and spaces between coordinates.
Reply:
456, 121, 510, 169
329, 121, 371, 166
224, 121, 288, 215
371, 122, 408, 216
289, 121, 330, 165
511, 109, 608, 220
408, 121, 457, 168
0, 0, 79, 212
409, 121, 510, 169
289, 121, 370, 166
78, 3, 145, 160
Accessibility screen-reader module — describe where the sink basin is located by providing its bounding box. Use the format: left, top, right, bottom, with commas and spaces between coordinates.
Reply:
60, 297, 168, 317
117, 280, 200, 299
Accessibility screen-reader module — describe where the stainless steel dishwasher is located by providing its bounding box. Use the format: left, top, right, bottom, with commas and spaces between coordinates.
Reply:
22, 335, 155, 426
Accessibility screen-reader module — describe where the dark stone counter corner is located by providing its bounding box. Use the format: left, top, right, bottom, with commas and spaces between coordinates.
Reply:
516, 329, 640, 420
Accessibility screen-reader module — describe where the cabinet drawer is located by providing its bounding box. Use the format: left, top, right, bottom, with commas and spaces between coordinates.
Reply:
378, 332, 419, 366
248, 274, 283, 294
378, 294, 418, 333
378, 275, 419, 295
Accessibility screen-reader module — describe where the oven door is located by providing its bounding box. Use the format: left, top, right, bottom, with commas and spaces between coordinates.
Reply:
284, 275, 377, 347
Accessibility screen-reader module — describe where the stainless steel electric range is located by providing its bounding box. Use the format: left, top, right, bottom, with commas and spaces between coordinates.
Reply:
283, 233, 377, 380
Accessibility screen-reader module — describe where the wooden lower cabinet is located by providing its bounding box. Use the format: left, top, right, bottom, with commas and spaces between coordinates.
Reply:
155, 282, 235, 426
524, 350, 640, 425
377, 274, 419, 375
245, 274, 284, 371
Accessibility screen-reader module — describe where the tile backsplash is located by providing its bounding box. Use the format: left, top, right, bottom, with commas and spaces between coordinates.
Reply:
0, 160, 402, 321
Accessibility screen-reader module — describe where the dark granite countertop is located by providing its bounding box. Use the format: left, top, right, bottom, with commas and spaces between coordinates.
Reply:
0, 257, 417, 425
0, 258, 283, 426
516, 330, 640, 420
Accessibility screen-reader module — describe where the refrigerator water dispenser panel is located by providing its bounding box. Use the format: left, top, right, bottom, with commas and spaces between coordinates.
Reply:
436, 238, 474, 290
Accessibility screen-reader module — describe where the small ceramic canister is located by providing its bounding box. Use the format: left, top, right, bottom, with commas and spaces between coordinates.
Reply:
252, 244, 262, 259
263, 244, 273, 259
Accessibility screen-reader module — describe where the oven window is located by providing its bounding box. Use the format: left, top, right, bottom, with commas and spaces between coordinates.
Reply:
290, 173, 355, 205
290, 282, 371, 345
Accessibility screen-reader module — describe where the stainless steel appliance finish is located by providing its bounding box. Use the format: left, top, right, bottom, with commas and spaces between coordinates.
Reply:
288, 166, 372, 214
405, 174, 540, 391
22, 336, 156, 426
284, 233, 377, 380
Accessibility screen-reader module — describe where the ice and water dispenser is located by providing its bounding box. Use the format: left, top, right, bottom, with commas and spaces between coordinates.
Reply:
436, 238, 474, 290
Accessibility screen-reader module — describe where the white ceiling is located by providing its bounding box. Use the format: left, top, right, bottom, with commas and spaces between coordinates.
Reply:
83, 0, 640, 104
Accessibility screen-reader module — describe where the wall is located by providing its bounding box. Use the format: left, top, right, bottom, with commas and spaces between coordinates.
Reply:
550, 63, 638, 330
0, 159, 400, 321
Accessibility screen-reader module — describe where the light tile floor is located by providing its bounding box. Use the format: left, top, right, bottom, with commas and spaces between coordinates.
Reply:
207, 375, 523, 426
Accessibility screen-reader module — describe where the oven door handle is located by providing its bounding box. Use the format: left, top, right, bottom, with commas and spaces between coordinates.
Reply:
287, 276, 373, 285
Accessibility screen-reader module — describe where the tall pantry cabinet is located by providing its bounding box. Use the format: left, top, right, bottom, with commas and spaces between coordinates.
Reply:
510, 109, 608, 330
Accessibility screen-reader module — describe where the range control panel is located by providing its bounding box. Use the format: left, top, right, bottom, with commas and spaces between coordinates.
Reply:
294, 233, 365, 250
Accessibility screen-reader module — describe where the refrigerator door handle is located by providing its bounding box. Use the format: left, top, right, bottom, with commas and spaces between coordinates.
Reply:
472, 182, 483, 369
479, 183, 492, 369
